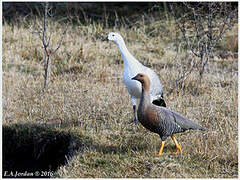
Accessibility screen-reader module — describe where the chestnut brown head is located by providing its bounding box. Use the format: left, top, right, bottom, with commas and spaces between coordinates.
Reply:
132, 73, 151, 91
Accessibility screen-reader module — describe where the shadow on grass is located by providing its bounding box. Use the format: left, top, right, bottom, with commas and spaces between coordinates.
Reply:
2, 122, 185, 178
2, 123, 93, 178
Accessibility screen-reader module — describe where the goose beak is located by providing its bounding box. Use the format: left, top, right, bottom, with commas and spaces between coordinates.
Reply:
131, 75, 138, 81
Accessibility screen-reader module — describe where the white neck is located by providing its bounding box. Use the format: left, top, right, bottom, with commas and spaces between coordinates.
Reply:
115, 39, 141, 66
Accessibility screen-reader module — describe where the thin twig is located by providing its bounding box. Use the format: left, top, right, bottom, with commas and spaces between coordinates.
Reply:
170, 2, 237, 86
52, 23, 69, 55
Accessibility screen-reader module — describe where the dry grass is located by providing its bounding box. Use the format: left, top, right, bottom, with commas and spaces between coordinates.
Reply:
2, 16, 238, 178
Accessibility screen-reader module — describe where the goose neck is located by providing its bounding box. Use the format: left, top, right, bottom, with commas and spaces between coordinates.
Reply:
140, 88, 151, 106
116, 40, 137, 65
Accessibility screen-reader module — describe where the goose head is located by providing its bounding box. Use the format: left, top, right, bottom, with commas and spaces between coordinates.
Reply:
132, 73, 151, 92
103, 32, 125, 45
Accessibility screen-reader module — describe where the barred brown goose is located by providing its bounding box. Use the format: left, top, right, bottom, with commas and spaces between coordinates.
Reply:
132, 73, 205, 156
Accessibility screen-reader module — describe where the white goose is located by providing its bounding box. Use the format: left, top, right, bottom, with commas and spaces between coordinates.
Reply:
104, 32, 166, 124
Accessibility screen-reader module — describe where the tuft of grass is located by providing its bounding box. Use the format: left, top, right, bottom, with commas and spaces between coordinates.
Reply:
2, 13, 238, 178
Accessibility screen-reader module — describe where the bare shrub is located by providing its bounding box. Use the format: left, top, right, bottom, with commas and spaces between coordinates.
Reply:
31, 2, 68, 88
170, 2, 237, 85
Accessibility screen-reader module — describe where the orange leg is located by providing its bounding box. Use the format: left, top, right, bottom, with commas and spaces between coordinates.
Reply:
171, 136, 182, 154
158, 141, 165, 156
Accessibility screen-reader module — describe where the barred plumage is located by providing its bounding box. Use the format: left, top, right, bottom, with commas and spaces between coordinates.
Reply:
132, 73, 205, 156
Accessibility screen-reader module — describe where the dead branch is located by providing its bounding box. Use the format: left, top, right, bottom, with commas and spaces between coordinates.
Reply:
170, 2, 237, 85
30, 2, 68, 89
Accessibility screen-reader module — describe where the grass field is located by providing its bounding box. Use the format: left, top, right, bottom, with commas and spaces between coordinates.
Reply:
2, 12, 238, 178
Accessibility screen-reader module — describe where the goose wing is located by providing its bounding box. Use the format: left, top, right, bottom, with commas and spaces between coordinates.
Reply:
157, 107, 205, 132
